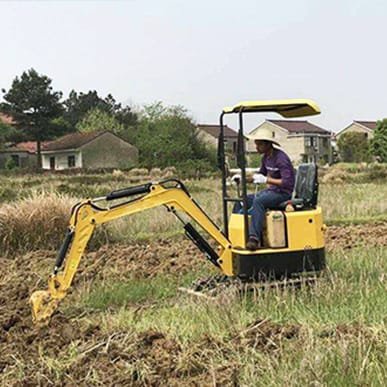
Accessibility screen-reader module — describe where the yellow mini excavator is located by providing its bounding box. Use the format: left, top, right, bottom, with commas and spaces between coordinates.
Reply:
30, 99, 326, 323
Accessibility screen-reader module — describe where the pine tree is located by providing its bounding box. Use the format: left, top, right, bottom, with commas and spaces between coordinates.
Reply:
1, 69, 63, 168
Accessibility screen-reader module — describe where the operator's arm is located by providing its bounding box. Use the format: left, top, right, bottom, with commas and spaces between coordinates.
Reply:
266, 176, 282, 186
242, 157, 267, 183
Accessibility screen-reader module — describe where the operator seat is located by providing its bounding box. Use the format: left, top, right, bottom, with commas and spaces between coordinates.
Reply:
278, 163, 318, 211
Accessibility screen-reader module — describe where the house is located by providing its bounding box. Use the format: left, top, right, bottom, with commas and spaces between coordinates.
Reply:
41, 131, 138, 170
0, 113, 37, 168
335, 120, 377, 140
197, 124, 239, 154
247, 120, 332, 164
0, 141, 39, 169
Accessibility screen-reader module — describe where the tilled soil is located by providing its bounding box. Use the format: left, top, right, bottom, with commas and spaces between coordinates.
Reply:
0, 223, 386, 385
325, 222, 387, 251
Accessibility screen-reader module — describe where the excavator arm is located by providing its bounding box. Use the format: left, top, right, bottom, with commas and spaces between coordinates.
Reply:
30, 179, 233, 323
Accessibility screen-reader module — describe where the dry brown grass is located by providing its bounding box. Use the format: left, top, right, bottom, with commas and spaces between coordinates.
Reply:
0, 192, 76, 255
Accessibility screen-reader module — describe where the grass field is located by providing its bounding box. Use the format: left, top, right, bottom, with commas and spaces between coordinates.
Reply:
0, 167, 386, 385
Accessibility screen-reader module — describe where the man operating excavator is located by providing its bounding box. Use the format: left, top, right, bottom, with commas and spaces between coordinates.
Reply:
30, 99, 326, 324
232, 128, 295, 250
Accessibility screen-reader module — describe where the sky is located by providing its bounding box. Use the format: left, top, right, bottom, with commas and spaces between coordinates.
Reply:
0, 0, 386, 133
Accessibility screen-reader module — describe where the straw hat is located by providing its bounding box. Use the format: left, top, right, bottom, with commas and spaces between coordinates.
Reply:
247, 127, 280, 146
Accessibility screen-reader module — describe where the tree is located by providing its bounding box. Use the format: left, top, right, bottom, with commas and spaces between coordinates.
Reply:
1, 68, 63, 168
337, 131, 370, 163
63, 90, 137, 130
136, 102, 216, 170
0, 121, 19, 147
370, 119, 387, 162
76, 108, 124, 134
63, 90, 111, 128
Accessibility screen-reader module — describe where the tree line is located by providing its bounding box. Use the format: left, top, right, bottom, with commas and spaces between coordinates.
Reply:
0, 68, 216, 170
337, 126, 387, 163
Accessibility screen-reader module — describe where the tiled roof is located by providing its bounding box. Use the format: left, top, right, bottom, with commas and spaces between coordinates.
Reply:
42, 131, 106, 151
197, 124, 238, 138
14, 142, 40, 153
267, 119, 330, 134
353, 121, 377, 130
4, 141, 50, 154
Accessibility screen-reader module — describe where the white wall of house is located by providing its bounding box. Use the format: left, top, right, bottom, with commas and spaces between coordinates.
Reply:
42, 150, 82, 170
283, 135, 305, 162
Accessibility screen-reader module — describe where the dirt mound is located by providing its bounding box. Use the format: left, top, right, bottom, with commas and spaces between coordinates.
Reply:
232, 318, 300, 352
0, 239, 206, 385
325, 222, 387, 251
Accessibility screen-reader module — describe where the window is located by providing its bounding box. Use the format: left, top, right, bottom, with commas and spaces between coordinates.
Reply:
49, 156, 55, 170
306, 136, 316, 147
272, 131, 275, 138
68, 155, 76, 168
11, 155, 20, 167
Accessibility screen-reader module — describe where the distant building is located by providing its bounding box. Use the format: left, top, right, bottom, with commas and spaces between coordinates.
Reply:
0, 131, 139, 170
336, 120, 377, 140
0, 141, 40, 169
247, 120, 332, 164
196, 124, 239, 154
41, 131, 138, 170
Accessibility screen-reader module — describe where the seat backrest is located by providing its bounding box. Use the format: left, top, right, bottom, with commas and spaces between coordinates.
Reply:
293, 163, 318, 208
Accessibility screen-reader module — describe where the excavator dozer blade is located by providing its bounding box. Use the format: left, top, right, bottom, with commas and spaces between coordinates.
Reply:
30, 290, 60, 324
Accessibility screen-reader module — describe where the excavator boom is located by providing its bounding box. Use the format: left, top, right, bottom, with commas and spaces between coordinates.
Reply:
30, 179, 233, 323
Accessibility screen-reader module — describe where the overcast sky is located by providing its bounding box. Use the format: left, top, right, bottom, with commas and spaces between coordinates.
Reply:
0, 0, 386, 132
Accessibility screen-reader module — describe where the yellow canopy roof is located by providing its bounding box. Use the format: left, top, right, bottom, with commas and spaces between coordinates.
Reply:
223, 99, 320, 118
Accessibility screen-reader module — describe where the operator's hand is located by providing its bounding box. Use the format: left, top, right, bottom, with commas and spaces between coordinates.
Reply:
231, 174, 241, 184
253, 173, 267, 184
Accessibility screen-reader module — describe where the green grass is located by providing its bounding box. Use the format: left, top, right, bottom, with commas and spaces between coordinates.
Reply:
320, 183, 387, 221
71, 246, 387, 385
2, 171, 386, 385
84, 246, 386, 328
84, 276, 182, 310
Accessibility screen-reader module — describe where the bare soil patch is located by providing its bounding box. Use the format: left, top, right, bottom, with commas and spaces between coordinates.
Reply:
0, 223, 385, 385
325, 222, 387, 251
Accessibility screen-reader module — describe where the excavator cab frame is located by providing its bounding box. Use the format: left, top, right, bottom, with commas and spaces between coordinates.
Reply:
217, 99, 321, 246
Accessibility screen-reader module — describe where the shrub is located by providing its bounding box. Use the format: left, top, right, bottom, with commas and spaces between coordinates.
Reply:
370, 119, 387, 162
337, 132, 370, 162
5, 157, 18, 170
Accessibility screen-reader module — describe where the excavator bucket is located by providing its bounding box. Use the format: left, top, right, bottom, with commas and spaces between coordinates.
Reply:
30, 290, 60, 324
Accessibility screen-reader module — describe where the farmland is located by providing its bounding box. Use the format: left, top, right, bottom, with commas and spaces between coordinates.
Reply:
0, 165, 386, 386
